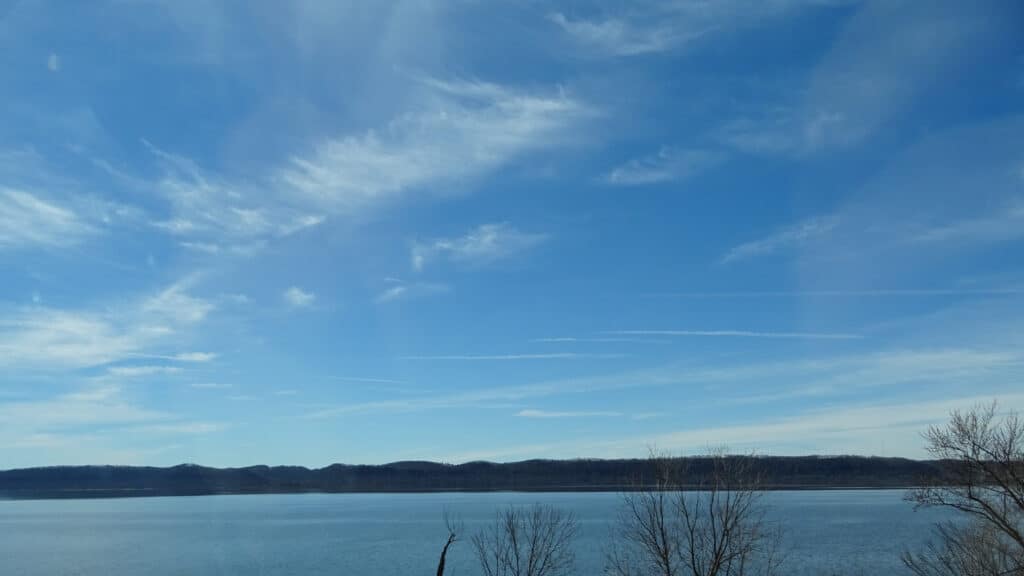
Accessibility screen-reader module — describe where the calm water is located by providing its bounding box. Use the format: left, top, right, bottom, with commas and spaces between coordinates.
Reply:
0, 490, 950, 575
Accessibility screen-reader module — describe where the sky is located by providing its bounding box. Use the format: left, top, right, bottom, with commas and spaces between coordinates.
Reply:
1, 0, 1024, 469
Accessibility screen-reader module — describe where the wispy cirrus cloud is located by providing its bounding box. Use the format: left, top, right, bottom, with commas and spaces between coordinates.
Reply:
0, 279, 214, 370
128, 422, 226, 435
0, 148, 143, 251
604, 148, 721, 186
400, 353, 625, 361
531, 337, 666, 344
105, 365, 183, 378
143, 141, 324, 251
715, 122, 1024, 276
517, 409, 621, 418
0, 386, 166, 432
720, 125, 1024, 275
913, 197, 1024, 245
308, 346, 1022, 420
647, 288, 1024, 298
412, 223, 548, 271
721, 215, 837, 263
718, 2, 1013, 155
548, 12, 693, 57
0, 187, 97, 250
637, 394, 1024, 457
278, 79, 592, 215
136, 78, 589, 258
439, 393, 1024, 462
605, 329, 861, 340
0, 384, 226, 462
550, 1, 849, 57
171, 351, 217, 363
190, 382, 232, 390
375, 280, 450, 303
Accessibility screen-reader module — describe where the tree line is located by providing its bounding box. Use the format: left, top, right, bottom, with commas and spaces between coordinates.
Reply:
0, 455, 940, 499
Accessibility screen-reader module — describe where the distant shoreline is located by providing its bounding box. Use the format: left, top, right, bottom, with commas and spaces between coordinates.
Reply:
0, 455, 938, 501
0, 485, 919, 502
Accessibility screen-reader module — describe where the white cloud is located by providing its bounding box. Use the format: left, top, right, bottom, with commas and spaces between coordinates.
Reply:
142, 279, 215, 324
517, 409, 621, 418
190, 382, 232, 389
635, 393, 1024, 457
718, 2, 1011, 154
604, 148, 721, 186
0, 310, 135, 368
441, 394, 1024, 462
913, 197, 1024, 245
116, 351, 218, 363
0, 188, 97, 250
47, 53, 59, 72
131, 422, 226, 434
0, 383, 226, 464
400, 353, 625, 361
143, 141, 324, 246
0, 386, 167, 431
376, 285, 408, 303
331, 376, 407, 385
221, 293, 251, 305
711, 120, 1024, 288
180, 241, 221, 254
283, 286, 315, 308
773, 117, 1024, 292
0, 279, 213, 369
132, 78, 589, 257
548, 12, 689, 57
308, 346, 1023, 419
278, 79, 592, 215
62, 385, 121, 403
550, 1, 849, 57
412, 223, 548, 271
605, 329, 860, 340
279, 214, 326, 235
173, 351, 217, 363
106, 365, 183, 378
531, 337, 664, 344
651, 288, 1024, 298
721, 215, 837, 263
0, 148, 148, 249
375, 281, 449, 304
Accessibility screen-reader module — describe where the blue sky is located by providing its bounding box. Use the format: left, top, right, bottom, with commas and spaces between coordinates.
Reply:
2, 0, 1024, 468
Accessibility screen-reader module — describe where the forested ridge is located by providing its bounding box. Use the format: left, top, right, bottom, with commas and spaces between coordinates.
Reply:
0, 455, 940, 499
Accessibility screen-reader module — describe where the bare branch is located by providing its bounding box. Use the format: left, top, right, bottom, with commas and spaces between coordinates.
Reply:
474, 504, 578, 576
437, 508, 464, 576
904, 402, 1024, 576
605, 448, 785, 576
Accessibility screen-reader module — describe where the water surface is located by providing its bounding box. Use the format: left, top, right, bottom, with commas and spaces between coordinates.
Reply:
0, 490, 950, 575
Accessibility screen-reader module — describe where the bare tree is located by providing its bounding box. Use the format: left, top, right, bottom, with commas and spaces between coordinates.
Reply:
472, 504, 578, 576
903, 402, 1024, 576
606, 450, 785, 576
437, 509, 464, 576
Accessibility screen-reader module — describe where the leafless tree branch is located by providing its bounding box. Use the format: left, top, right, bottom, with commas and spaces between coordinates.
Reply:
903, 402, 1024, 576
605, 448, 785, 576
472, 504, 578, 576
437, 508, 464, 576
